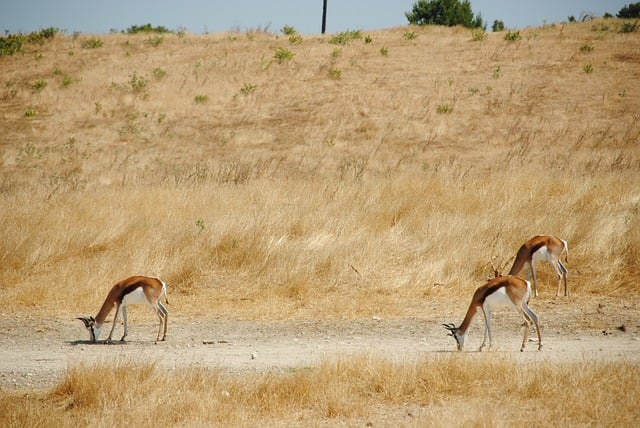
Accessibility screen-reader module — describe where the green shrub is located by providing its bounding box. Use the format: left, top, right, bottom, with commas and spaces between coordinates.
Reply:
61, 75, 73, 87
194, 94, 208, 104
504, 30, 521, 42
281, 25, 296, 35
619, 21, 638, 33
329, 29, 362, 45
471, 28, 487, 41
129, 72, 149, 93
274, 47, 295, 63
152, 68, 167, 79
81, 39, 103, 49
436, 104, 453, 114
32, 79, 48, 91
126, 24, 171, 34
403, 30, 418, 40
0, 34, 23, 56
0, 28, 57, 56
145, 35, 164, 47
288, 34, 303, 44
240, 83, 256, 95
579, 44, 594, 52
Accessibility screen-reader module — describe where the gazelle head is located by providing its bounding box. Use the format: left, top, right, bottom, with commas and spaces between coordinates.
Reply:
443, 323, 464, 351
77, 316, 99, 343
487, 256, 515, 280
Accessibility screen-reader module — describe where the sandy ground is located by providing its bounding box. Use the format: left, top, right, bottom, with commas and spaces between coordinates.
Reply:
1, 296, 639, 391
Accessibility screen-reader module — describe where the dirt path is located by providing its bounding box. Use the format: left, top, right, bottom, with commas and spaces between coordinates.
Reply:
1, 298, 639, 391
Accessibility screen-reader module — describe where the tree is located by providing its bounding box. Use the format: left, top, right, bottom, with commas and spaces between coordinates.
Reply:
492, 19, 505, 32
406, 0, 484, 28
617, 2, 640, 18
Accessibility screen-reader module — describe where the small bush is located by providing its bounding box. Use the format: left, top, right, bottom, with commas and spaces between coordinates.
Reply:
403, 30, 418, 40
579, 44, 594, 52
240, 83, 256, 95
145, 35, 164, 47
436, 104, 453, 114
471, 28, 487, 41
32, 79, 48, 91
194, 94, 208, 104
81, 39, 103, 49
504, 30, 521, 42
61, 75, 73, 87
281, 25, 296, 36
0, 28, 57, 56
152, 68, 167, 79
380, 46, 389, 56
274, 47, 295, 63
129, 72, 149, 93
0, 34, 24, 56
583, 64, 594, 74
329, 29, 362, 45
619, 21, 638, 33
288, 34, 303, 44
126, 24, 171, 34
328, 68, 342, 79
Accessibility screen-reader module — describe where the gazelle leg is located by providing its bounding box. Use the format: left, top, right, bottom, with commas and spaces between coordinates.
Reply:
522, 301, 543, 351
530, 262, 539, 298
557, 260, 568, 296
120, 305, 128, 341
479, 306, 492, 351
107, 303, 121, 343
158, 300, 168, 341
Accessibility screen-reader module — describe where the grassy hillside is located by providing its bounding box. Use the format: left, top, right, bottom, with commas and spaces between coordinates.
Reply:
1, 21, 639, 319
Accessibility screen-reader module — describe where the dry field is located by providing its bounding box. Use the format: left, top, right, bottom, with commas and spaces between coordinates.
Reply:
1, 20, 639, 426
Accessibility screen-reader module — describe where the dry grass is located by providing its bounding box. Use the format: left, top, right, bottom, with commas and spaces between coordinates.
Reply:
1, 20, 639, 426
1, 355, 638, 427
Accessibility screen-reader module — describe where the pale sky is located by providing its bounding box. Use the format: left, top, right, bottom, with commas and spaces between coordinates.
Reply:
1, 1, 632, 35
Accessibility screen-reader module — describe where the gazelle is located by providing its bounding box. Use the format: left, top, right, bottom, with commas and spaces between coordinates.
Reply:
508, 235, 569, 297
77, 276, 168, 344
443, 276, 542, 352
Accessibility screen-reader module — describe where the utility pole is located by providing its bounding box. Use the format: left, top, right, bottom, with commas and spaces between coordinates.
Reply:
321, 0, 328, 34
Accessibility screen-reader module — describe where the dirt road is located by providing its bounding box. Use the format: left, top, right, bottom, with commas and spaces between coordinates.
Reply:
1, 296, 639, 390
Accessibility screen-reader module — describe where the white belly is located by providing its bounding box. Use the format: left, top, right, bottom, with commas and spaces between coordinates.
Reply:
122, 287, 149, 306
484, 286, 516, 309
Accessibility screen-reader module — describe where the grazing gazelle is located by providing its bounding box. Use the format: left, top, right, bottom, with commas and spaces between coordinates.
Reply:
77, 276, 168, 344
443, 276, 542, 352
508, 235, 569, 297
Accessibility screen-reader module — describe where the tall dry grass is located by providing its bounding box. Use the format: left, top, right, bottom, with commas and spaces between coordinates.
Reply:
1, 355, 638, 427
1, 21, 639, 319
